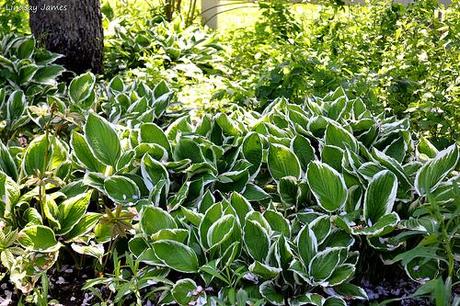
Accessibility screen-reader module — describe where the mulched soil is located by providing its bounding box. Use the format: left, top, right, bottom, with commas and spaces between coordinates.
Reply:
0, 265, 94, 306
0, 264, 444, 306
358, 277, 431, 306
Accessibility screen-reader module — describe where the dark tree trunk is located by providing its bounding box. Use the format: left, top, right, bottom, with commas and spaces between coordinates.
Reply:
28, 0, 104, 74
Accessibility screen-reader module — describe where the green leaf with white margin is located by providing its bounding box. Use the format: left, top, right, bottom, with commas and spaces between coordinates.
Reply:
70, 131, 105, 172
207, 214, 237, 248
173, 137, 204, 163
0, 171, 20, 210
310, 215, 331, 245
71, 243, 104, 265
323, 296, 346, 306
141, 206, 177, 236
69, 72, 96, 104
199, 203, 223, 249
141, 154, 169, 192
297, 225, 318, 266
291, 135, 316, 171
364, 170, 398, 225
152, 229, 188, 243
17, 37, 35, 59
278, 176, 298, 207
56, 192, 92, 235
230, 192, 252, 224
22, 135, 51, 176
289, 293, 325, 306
260, 281, 284, 306
139, 123, 171, 154
307, 161, 347, 212
85, 112, 121, 166
64, 213, 101, 242
6, 90, 26, 121
268, 143, 301, 180
215, 113, 242, 136
264, 210, 290, 237
0, 141, 18, 180
166, 116, 193, 141
242, 132, 263, 176
152, 240, 199, 273
415, 145, 459, 196
325, 264, 355, 286
308, 247, 344, 283
18, 225, 61, 252
249, 261, 282, 279
333, 283, 368, 300
104, 176, 140, 204
172, 278, 199, 306
325, 122, 358, 152
352, 212, 400, 237
372, 148, 412, 188
19, 64, 38, 85
34, 65, 65, 85
244, 219, 270, 262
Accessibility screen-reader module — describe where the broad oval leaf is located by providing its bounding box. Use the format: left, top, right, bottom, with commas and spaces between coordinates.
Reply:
104, 176, 140, 204
415, 144, 459, 196
308, 247, 343, 282
268, 143, 301, 180
18, 225, 61, 252
297, 225, 317, 266
325, 122, 358, 152
139, 123, 171, 154
172, 278, 198, 306
207, 214, 237, 248
364, 170, 398, 224
69, 72, 96, 104
22, 135, 51, 176
307, 161, 347, 212
70, 131, 105, 172
85, 112, 121, 167
242, 132, 263, 175
57, 192, 92, 235
152, 240, 199, 273
244, 220, 270, 262
140, 206, 177, 236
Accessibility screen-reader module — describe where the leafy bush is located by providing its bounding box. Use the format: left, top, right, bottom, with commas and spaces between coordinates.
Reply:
222, 0, 460, 142
0, 0, 29, 34
104, 10, 226, 85
1, 65, 458, 304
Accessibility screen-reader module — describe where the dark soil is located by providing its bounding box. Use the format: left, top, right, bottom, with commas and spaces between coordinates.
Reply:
0, 263, 441, 306
0, 265, 94, 306
357, 277, 431, 306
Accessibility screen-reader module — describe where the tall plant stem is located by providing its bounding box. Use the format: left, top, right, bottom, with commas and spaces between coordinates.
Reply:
428, 194, 455, 278
39, 123, 51, 220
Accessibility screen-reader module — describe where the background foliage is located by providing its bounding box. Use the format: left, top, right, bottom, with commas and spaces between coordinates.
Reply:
0, 0, 459, 305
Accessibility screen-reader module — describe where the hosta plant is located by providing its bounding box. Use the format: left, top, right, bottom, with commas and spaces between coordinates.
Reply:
0, 75, 459, 305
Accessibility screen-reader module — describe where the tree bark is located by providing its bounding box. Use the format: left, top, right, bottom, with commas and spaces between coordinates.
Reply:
28, 0, 104, 74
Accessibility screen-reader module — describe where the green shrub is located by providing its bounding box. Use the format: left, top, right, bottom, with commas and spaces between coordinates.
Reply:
222, 0, 460, 142
0, 0, 29, 34
1, 69, 458, 304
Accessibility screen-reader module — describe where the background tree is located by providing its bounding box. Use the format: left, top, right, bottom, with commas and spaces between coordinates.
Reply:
28, 0, 104, 74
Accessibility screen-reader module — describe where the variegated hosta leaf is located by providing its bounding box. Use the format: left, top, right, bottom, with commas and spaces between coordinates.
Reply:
85, 112, 121, 167
152, 240, 199, 273
363, 170, 398, 225
415, 144, 459, 196
268, 143, 301, 181
307, 161, 348, 212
